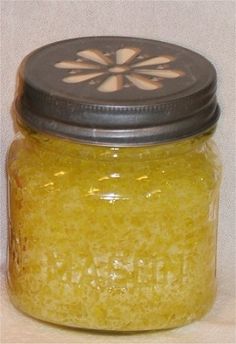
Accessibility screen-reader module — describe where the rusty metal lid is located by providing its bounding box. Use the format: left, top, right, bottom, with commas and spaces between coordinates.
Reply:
16, 36, 219, 146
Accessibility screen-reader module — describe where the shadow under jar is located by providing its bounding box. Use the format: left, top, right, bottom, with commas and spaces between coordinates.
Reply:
7, 36, 222, 331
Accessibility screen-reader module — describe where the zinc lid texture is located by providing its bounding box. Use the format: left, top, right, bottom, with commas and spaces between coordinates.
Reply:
16, 36, 219, 146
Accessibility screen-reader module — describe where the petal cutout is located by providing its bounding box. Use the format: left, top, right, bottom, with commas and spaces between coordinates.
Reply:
135, 69, 184, 78
97, 75, 123, 92
77, 49, 112, 65
126, 74, 162, 90
132, 55, 175, 67
63, 72, 104, 83
116, 48, 141, 65
55, 60, 101, 69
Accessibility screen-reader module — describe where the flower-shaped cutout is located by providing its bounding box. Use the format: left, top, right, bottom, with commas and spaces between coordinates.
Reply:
55, 47, 184, 93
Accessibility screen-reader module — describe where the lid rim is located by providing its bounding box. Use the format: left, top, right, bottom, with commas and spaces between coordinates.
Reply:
16, 102, 220, 146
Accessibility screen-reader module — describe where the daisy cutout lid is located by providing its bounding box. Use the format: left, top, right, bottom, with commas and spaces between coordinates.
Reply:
16, 36, 219, 145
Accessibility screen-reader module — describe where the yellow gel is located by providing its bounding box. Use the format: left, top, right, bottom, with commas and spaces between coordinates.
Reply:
7, 129, 221, 331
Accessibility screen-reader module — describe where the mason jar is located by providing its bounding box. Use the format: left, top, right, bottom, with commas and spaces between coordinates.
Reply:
7, 36, 222, 331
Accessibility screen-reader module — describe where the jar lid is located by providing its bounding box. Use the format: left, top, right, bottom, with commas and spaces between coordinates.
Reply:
16, 36, 219, 146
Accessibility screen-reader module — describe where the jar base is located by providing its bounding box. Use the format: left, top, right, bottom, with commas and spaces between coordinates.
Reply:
8, 291, 216, 333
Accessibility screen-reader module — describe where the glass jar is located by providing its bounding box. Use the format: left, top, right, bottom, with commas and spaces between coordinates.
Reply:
7, 36, 222, 331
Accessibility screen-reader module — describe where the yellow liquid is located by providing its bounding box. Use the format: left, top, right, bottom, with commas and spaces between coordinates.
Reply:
7, 130, 221, 331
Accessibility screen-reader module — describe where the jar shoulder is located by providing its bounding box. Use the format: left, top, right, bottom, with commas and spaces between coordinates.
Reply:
8, 136, 222, 200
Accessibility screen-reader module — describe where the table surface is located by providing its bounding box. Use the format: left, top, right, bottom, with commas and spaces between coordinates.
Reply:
1, 267, 235, 344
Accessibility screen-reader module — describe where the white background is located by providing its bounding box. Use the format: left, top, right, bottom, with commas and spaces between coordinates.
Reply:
0, 1, 235, 343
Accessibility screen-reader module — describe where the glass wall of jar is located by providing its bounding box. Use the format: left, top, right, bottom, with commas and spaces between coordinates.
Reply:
7, 127, 221, 331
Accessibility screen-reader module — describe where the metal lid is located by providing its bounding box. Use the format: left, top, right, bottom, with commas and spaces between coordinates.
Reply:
16, 36, 219, 146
